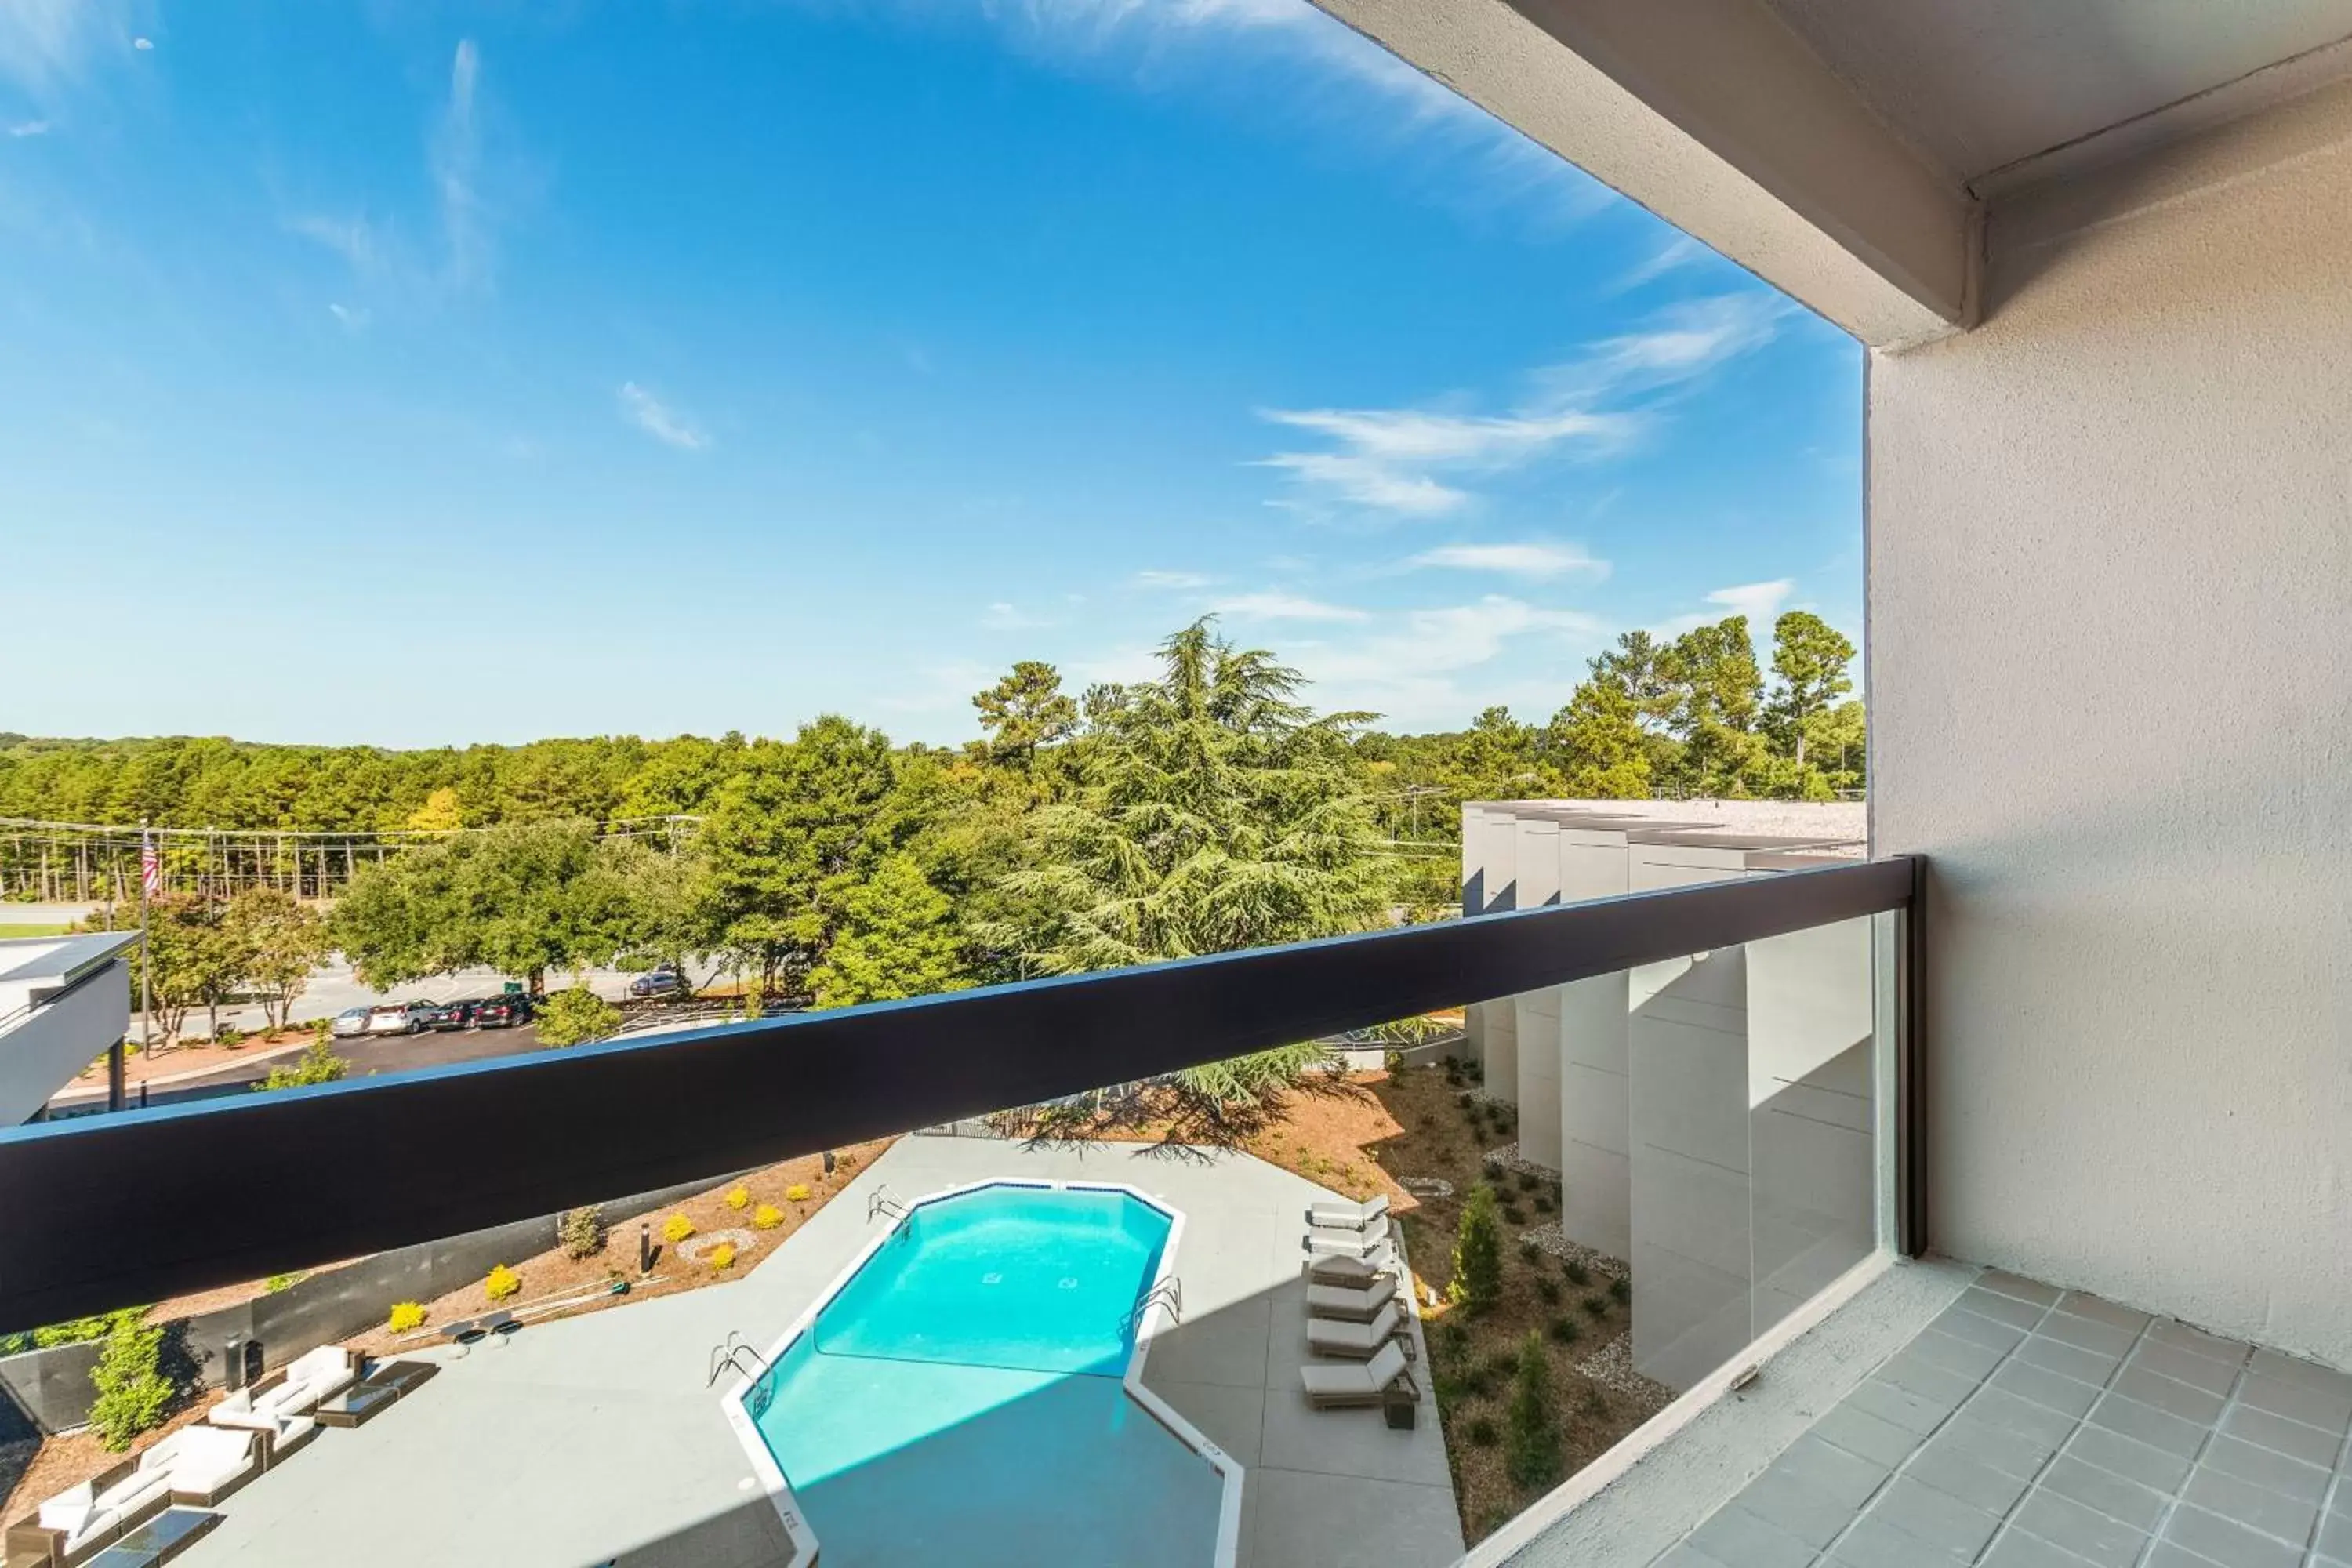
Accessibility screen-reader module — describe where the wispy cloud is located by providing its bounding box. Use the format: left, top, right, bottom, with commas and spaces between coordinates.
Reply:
7, 119, 53, 138
1612, 234, 1708, 293
1133, 568, 1214, 590
0, 0, 140, 96
617, 382, 710, 451
1207, 590, 1369, 623
982, 601, 1048, 630
433, 39, 490, 292
287, 215, 379, 271
1406, 540, 1610, 581
327, 303, 371, 333
1258, 293, 1784, 519
1661, 578, 1796, 637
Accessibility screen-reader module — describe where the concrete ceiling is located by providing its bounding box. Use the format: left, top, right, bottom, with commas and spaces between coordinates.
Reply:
1762, 0, 2352, 183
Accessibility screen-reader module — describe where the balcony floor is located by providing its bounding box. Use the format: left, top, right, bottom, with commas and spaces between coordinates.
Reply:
1507, 1261, 2352, 1567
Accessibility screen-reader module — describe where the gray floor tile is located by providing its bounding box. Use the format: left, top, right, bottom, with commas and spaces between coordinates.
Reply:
2036, 1454, 2171, 1534
1844, 1375, 1958, 1437
2063, 1422, 2194, 1494
1650, 1546, 1733, 1568
2088, 1391, 2209, 1458
1975, 1271, 2063, 1310
2221, 1403, 2342, 1468
1957, 1287, 2052, 1331
2040, 1312, 2136, 1361
1825, 1512, 1971, 1566
2249, 1348, 2352, 1402
1914, 1327, 2013, 1381
2055, 1294, 2151, 1336
1769, 1433, 1893, 1509
2161, 1504, 2300, 1568
1936, 1305, 2031, 1355
1980, 1527, 2100, 1566
2143, 1320, 2250, 1369
2141, 1544, 2226, 1568
2181, 1463, 2318, 1545
2195, 1432, 2329, 1505
1813, 1403, 1926, 1469
1862, 1475, 2002, 1559
2320, 1508, 2352, 1560
1929, 1412, 2060, 1481
2111, 1364, 2227, 1425
2016, 1331, 2122, 1388
1736, 1466, 1858, 1548
1970, 1385, 2092, 1448
1904, 1443, 2034, 1517
2009, 1487, 2150, 1568
2238, 1370, 2352, 1436
1686, 1504, 1821, 1568
1991, 1359, 2103, 1419
2129, 1339, 2241, 1398
1880, 1348, 1985, 1409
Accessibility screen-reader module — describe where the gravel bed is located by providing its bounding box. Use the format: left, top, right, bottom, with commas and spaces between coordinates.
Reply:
1515, 1221, 1628, 1279
1575, 1332, 1677, 1417
1478, 1140, 1559, 1180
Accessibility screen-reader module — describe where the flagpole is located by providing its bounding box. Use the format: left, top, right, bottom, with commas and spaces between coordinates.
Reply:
138, 818, 153, 1054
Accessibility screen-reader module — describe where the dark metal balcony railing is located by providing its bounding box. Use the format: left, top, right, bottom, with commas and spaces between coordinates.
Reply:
0, 855, 1922, 1330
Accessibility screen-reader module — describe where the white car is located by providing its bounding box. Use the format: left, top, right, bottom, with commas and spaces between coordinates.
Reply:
365, 1002, 432, 1036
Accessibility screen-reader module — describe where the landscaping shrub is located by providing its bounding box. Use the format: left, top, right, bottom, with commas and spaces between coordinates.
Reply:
1518, 1240, 1541, 1265
88, 1315, 175, 1453
709, 1243, 738, 1271
1548, 1315, 1581, 1345
1501, 1202, 1526, 1225
662, 1214, 695, 1245
1535, 1278, 1562, 1305
753, 1203, 785, 1230
725, 1185, 750, 1211
310, 1017, 332, 1046
536, 986, 623, 1048
560, 1205, 606, 1260
1533, 1194, 1554, 1214
216, 1024, 245, 1048
784, 1183, 811, 1202
1581, 1294, 1608, 1319
263, 1271, 306, 1294
1504, 1332, 1561, 1489
1584, 1382, 1610, 1418
1436, 1320, 1471, 1361
1515, 1171, 1538, 1192
1446, 1182, 1504, 1316
253, 1039, 347, 1093
387, 1301, 427, 1334
1465, 1415, 1499, 1447
1608, 1275, 1632, 1306
1563, 1259, 1590, 1287
485, 1264, 521, 1301
1482, 1157, 1504, 1181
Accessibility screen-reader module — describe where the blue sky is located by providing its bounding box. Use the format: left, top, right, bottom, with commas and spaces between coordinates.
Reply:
0, 0, 1862, 749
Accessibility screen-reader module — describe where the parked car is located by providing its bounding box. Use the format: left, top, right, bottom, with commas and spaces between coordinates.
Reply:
365, 1002, 434, 1036
472, 994, 535, 1029
418, 999, 482, 1032
329, 1006, 372, 1040
628, 968, 685, 999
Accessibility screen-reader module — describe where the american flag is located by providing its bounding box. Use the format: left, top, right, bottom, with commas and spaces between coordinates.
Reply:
140, 832, 162, 898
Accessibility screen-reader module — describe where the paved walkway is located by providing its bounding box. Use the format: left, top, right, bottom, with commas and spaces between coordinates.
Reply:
177, 1137, 1463, 1568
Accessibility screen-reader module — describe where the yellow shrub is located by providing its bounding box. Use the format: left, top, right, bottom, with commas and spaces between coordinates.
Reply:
709, 1243, 738, 1271
484, 1265, 521, 1302
662, 1214, 695, 1244
724, 1185, 750, 1211
753, 1203, 785, 1230
784, 1183, 811, 1203
387, 1301, 427, 1334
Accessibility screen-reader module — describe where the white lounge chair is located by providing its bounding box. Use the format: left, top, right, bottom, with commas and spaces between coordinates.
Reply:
1306, 1277, 1397, 1322
1304, 1247, 1396, 1287
1305, 1214, 1390, 1257
1306, 1192, 1390, 1231
5, 1461, 173, 1566
208, 1388, 320, 1466
1301, 1340, 1416, 1409
1308, 1302, 1406, 1359
267, 1345, 358, 1414
135, 1424, 259, 1505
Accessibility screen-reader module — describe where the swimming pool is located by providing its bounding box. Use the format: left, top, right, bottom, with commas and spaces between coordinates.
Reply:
731, 1181, 1236, 1567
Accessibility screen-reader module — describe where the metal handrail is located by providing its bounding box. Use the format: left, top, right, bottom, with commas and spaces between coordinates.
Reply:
0, 855, 1919, 1329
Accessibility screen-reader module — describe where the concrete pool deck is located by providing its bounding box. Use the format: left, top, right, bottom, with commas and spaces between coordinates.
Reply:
175, 1136, 1464, 1568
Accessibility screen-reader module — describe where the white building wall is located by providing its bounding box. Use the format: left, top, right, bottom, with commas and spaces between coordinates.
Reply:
0, 957, 129, 1125
1870, 83, 2352, 1365
1477, 811, 1521, 1105
1555, 827, 1635, 1261
1512, 818, 1564, 1169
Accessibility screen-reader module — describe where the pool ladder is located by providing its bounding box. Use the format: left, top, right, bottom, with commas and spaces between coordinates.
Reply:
1123, 1277, 1184, 1336
866, 1185, 909, 1223
708, 1330, 770, 1388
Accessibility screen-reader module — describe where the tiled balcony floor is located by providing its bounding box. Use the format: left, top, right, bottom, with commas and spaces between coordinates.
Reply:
1662, 1271, 2352, 1568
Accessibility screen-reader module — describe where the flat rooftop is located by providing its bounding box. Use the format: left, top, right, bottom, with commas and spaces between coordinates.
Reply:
1472, 800, 1867, 859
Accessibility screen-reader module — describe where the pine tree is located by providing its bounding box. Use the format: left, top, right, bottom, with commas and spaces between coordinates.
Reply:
809, 853, 968, 1007
1504, 1330, 1562, 1488
1448, 1181, 1504, 1315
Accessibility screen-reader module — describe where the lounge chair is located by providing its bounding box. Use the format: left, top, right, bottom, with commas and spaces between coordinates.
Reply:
1305, 1214, 1390, 1257
134, 1425, 259, 1506
266, 1345, 358, 1414
4, 1461, 174, 1566
1306, 1192, 1389, 1231
1307, 1303, 1406, 1359
1306, 1277, 1398, 1323
1304, 1247, 1396, 1287
207, 1382, 320, 1467
1301, 1341, 1416, 1410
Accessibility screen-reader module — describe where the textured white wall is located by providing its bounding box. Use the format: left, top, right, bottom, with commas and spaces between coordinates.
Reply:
0, 959, 129, 1125
1870, 84, 2352, 1366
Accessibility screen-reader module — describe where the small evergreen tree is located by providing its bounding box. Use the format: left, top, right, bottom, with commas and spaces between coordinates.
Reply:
808, 853, 968, 1007
1504, 1330, 1562, 1489
1448, 1181, 1504, 1315
88, 1315, 175, 1452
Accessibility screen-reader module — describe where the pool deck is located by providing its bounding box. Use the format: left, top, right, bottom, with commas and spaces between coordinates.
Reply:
174, 1137, 1464, 1568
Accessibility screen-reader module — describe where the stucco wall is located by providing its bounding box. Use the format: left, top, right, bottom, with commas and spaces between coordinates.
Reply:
1868, 84, 2352, 1365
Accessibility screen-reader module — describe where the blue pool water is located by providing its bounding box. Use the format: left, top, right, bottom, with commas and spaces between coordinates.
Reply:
748, 1184, 1225, 1567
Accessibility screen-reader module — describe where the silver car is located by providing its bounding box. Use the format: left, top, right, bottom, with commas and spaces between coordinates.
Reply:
329, 1006, 372, 1040
365, 1001, 433, 1036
